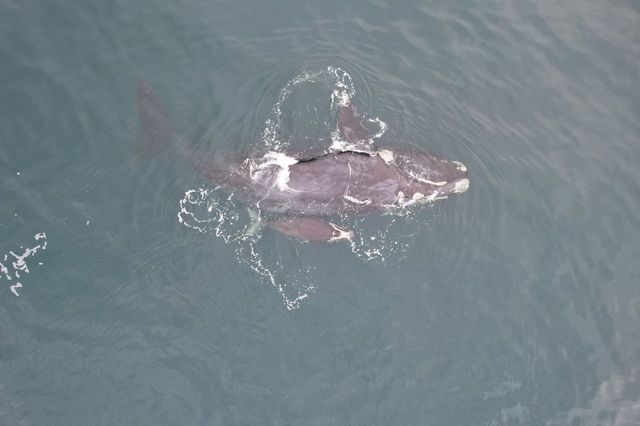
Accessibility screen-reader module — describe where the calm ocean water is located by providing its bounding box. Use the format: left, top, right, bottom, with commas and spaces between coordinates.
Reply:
1, 0, 639, 424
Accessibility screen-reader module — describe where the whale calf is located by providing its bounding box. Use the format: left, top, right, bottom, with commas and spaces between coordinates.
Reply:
137, 80, 469, 242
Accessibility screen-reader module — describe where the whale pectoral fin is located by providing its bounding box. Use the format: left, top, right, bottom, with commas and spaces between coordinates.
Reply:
136, 79, 176, 159
267, 217, 353, 243
338, 101, 371, 142
245, 207, 263, 236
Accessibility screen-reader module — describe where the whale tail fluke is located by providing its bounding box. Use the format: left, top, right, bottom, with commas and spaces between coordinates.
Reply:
136, 79, 176, 160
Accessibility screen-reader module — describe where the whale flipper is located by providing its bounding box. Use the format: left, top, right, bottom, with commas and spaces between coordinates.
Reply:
338, 101, 371, 142
267, 217, 353, 243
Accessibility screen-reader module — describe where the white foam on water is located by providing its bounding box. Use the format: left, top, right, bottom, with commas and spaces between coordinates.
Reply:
248, 151, 299, 192
262, 68, 341, 153
10, 282, 22, 297
346, 211, 430, 263
177, 183, 430, 306
178, 187, 314, 310
0, 232, 47, 296
263, 66, 387, 158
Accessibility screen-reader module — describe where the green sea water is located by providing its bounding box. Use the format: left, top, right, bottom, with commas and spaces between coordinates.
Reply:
1, 0, 639, 424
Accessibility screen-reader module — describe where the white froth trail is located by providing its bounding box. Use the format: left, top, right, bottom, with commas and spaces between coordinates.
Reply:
249, 151, 299, 191
1, 232, 47, 296
177, 188, 313, 310
262, 67, 341, 153
262, 65, 386, 158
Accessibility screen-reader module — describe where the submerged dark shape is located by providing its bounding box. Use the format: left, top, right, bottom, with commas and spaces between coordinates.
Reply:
266, 217, 353, 243
137, 79, 469, 242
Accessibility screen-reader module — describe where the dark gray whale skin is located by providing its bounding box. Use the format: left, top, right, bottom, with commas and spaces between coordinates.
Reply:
205, 149, 469, 216
137, 80, 469, 242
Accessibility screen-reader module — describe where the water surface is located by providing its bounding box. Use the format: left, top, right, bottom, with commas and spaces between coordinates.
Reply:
1, 0, 639, 424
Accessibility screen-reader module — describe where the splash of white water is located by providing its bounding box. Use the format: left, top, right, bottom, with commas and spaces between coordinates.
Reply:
0, 232, 47, 297
178, 187, 314, 310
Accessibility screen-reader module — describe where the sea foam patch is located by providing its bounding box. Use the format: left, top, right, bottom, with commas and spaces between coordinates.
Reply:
0, 232, 47, 296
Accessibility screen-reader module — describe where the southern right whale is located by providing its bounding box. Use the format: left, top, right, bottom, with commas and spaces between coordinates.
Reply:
137, 80, 469, 242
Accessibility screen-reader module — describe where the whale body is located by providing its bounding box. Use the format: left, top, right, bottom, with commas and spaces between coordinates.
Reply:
137, 80, 469, 242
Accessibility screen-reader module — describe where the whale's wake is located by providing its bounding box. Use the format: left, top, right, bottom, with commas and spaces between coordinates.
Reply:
178, 67, 432, 309
178, 187, 315, 310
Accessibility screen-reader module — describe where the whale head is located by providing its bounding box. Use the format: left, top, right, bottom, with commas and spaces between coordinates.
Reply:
379, 148, 469, 203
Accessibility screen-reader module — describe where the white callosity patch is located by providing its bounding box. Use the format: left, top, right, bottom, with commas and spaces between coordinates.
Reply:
390, 181, 458, 209
453, 178, 470, 193
0, 232, 47, 296
406, 170, 448, 186
452, 160, 467, 172
377, 149, 394, 164
395, 190, 439, 208
404, 158, 449, 186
